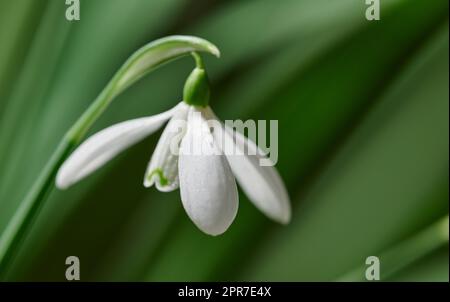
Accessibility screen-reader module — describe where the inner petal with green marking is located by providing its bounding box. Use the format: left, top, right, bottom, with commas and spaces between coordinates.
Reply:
143, 102, 189, 192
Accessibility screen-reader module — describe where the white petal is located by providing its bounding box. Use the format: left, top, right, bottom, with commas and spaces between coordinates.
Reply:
178, 108, 238, 236
205, 107, 291, 224
56, 104, 180, 189
144, 103, 189, 191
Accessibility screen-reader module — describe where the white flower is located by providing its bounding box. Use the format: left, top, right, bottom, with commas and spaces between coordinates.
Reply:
56, 102, 291, 235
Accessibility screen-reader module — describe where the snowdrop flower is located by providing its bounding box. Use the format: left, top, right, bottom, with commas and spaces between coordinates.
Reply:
56, 53, 291, 236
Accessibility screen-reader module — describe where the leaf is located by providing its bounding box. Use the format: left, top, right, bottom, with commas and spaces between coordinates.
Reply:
0, 0, 45, 114
388, 246, 449, 281
338, 216, 449, 281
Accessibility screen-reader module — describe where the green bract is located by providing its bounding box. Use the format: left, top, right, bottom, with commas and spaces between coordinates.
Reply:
183, 67, 210, 107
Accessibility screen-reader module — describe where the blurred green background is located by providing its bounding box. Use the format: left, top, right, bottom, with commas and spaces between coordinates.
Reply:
0, 0, 448, 281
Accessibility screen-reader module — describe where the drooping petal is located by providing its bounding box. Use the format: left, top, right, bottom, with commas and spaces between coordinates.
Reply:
205, 107, 291, 224
56, 104, 181, 189
144, 102, 189, 192
178, 108, 238, 236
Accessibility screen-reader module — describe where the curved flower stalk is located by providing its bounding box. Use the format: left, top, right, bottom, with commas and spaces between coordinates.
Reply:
56, 53, 291, 236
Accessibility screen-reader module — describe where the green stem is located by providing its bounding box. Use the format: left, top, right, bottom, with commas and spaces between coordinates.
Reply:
0, 36, 220, 279
191, 51, 205, 69
337, 215, 449, 281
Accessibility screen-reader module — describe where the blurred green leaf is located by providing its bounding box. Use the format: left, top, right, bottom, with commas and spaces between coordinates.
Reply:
388, 246, 449, 281
339, 216, 448, 281
0, 0, 45, 114
240, 21, 449, 281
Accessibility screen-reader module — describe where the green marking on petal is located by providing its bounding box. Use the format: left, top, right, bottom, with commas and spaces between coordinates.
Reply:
147, 168, 169, 187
